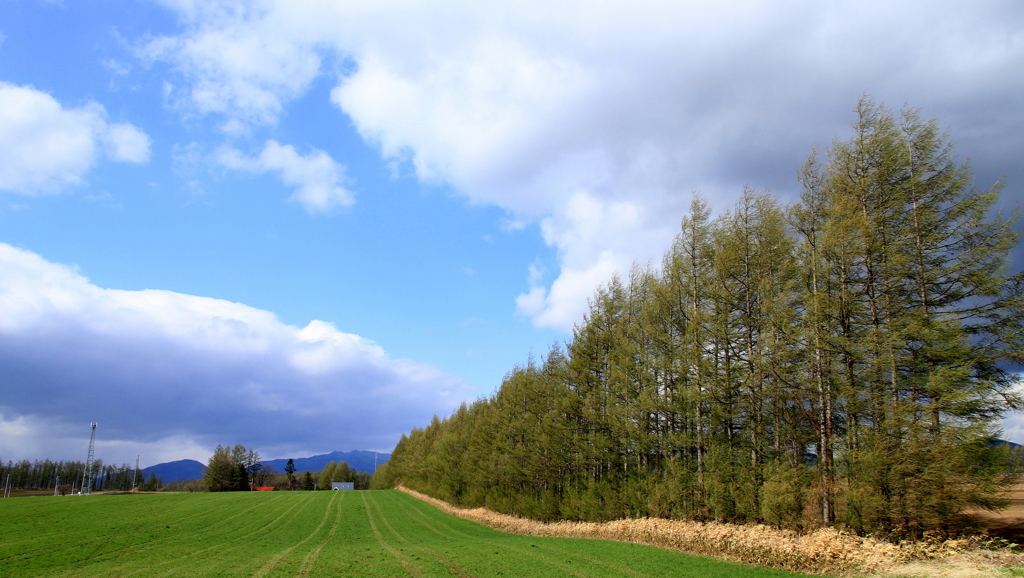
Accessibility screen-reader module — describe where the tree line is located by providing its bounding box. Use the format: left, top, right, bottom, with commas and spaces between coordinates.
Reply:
0, 457, 146, 493
376, 98, 1024, 536
311, 459, 370, 490
202, 444, 269, 491
201, 445, 372, 491
2, 447, 378, 494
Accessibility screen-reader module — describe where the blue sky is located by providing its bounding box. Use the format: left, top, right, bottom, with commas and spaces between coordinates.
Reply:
1, 0, 1023, 468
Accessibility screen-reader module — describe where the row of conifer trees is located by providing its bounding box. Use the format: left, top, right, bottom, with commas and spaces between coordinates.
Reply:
0, 457, 147, 492
377, 98, 1024, 536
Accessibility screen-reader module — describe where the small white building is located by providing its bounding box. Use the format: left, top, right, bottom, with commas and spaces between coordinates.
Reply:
331, 482, 354, 491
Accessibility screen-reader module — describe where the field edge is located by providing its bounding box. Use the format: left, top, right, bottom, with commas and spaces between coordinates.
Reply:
395, 486, 1024, 577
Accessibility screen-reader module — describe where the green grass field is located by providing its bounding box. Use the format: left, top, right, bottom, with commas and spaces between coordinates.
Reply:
0, 490, 813, 577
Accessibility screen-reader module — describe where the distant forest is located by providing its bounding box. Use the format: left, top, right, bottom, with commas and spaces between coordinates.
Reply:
376, 98, 1024, 536
0, 458, 144, 493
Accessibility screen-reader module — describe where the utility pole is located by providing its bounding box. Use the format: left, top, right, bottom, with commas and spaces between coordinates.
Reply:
3, 473, 9, 498
132, 455, 139, 492
81, 422, 97, 495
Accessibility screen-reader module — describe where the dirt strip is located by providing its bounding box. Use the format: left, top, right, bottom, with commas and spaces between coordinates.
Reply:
396, 486, 1024, 577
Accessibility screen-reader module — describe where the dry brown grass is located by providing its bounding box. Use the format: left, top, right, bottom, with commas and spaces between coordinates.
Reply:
969, 480, 1024, 545
3, 488, 61, 497
397, 486, 1024, 577
866, 557, 1023, 578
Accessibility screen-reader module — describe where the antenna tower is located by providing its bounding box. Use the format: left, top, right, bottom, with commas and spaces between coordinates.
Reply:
81, 422, 97, 495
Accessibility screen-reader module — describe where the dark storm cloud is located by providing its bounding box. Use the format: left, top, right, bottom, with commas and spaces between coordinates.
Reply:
0, 244, 473, 463
146, 0, 1024, 330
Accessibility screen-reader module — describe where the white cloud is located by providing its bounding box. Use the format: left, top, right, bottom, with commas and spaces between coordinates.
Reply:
0, 83, 151, 195
218, 140, 354, 213
1003, 415, 1024, 446
103, 123, 151, 163
147, 0, 1024, 331
102, 58, 132, 77
142, 1, 323, 132
0, 408, 215, 468
0, 243, 474, 464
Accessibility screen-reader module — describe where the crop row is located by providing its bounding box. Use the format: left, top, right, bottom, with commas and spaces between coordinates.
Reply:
0, 491, 808, 577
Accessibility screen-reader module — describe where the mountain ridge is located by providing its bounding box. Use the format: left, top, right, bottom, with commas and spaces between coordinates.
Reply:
263, 450, 389, 475
141, 450, 390, 483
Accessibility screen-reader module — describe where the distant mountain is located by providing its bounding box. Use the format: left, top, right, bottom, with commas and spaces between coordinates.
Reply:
264, 450, 390, 474
994, 438, 1022, 450
140, 450, 390, 483
141, 459, 206, 483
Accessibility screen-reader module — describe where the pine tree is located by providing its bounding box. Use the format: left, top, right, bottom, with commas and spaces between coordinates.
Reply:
650, 196, 715, 516
285, 458, 297, 490
334, 461, 351, 484
317, 462, 336, 490
142, 472, 161, 492
382, 96, 1023, 534
800, 96, 1024, 532
203, 445, 235, 492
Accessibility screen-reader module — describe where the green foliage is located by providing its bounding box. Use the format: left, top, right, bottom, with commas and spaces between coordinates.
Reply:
316, 461, 336, 490
141, 471, 162, 492
369, 461, 394, 489
302, 471, 314, 491
386, 97, 1024, 536
202, 444, 261, 492
334, 461, 351, 484
0, 457, 144, 492
759, 461, 807, 528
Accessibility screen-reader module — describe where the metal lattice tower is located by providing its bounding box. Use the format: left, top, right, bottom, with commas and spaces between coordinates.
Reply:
81, 422, 97, 495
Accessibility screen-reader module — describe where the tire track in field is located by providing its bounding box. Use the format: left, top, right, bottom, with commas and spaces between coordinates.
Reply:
8, 498, 247, 577
379, 492, 587, 578
378, 491, 473, 543
143, 492, 319, 577
251, 491, 341, 577
362, 492, 424, 578
161, 493, 319, 575
391, 491, 622, 578
1, 496, 180, 552
1, 497, 177, 551
121, 495, 271, 549
52, 494, 297, 578
100, 494, 290, 573
367, 492, 476, 578
389, 492, 649, 578
298, 491, 346, 578
523, 542, 651, 578
2, 495, 250, 569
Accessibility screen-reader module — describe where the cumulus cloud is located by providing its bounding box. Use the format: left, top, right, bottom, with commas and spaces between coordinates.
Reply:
103, 123, 151, 163
0, 243, 474, 464
218, 140, 354, 213
0, 83, 151, 195
146, 0, 1024, 330
142, 1, 322, 132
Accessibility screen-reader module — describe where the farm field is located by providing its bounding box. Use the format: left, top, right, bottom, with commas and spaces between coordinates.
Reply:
975, 479, 1024, 543
0, 490, 812, 577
